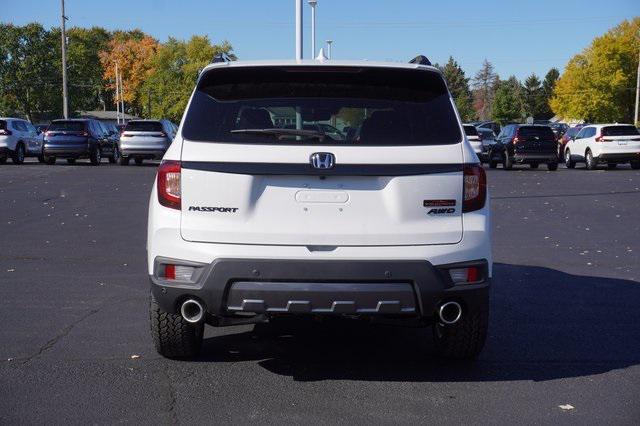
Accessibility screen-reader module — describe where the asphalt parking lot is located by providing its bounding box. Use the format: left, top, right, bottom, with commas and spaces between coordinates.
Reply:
1, 159, 639, 424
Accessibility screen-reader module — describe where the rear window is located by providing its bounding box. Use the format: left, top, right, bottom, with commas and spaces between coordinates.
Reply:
463, 125, 478, 136
182, 66, 462, 145
48, 121, 86, 132
517, 126, 555, 140
125, 121, 163, 132
601, 126, 639, 136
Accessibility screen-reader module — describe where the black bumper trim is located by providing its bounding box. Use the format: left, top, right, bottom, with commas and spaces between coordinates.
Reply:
150, 258, 490, 322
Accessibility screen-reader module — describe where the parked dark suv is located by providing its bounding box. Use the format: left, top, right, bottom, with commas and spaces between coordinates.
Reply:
43, 119, 119, 165
488, 124, 558, 170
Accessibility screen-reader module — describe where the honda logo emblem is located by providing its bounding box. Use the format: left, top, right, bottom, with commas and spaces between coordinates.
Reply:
310, 152, 335, 169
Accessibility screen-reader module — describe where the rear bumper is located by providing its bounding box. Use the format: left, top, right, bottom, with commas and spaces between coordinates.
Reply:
120, 148, 166, 159
150, 257, 490, 323
43, 144, 89, 158
596, 152, 640, 163
513, 153, 557, 163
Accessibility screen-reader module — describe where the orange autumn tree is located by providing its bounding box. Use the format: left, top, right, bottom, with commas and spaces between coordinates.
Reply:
99, 33, 159, 116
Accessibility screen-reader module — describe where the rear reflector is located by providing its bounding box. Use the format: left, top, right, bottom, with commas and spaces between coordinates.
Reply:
157, 160, 181, 210
449, 266, 480, 284
161, 264, 195, 281
463, 165, 487, 213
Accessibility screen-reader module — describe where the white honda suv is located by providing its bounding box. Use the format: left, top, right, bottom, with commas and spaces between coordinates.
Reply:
147, 60, 492, 360
565, 124, 640, 170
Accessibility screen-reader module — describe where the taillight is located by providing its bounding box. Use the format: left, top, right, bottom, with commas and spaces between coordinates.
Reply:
449, 266, 480, 284
159, 132, 167, 137
595, 134, 604, 142
0, 129, 12, 136
157, 160, 181, 210
81, 131, 89, 137
463, 165, 486, 213
511, 137, 519, 144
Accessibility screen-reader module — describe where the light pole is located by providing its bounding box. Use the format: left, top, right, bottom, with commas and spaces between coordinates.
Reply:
60, 0, 69, 118
325, 39, 333, 59
308, 0, 317, 58
295, 0, 303, 60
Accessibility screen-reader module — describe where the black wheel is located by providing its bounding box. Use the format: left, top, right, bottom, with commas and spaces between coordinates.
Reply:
118, 155, 130, 166
135, 157, 143, 165
585, 150, 597, 170
631, 161, 640, 170
0, 157, 7, 164
530, 163, 539, 169
150, 293, 203, 358
44, 156, 56, 165
12, 143, 25, 164
503, 152, 513, 170
66, 158, 76, 164
109, 147, 119, 164
89, 147, 101, 166
607, 163, 617, 169
557, 144, 565, 163
547, 162, 558, 171
37, 154, 45, 163
433, 302, 489, 360
565, 149, 575, 169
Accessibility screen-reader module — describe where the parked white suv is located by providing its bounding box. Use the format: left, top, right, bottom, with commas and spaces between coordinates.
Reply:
565, 124, 640, 170
147, 60, 492, 360
0, 117, 44, 164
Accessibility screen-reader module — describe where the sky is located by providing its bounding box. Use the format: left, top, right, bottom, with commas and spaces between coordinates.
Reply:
2, 0, 638, 81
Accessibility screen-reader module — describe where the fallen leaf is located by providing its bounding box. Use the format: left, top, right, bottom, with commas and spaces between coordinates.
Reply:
130, 354, 140, 359
558, 404, 574, 411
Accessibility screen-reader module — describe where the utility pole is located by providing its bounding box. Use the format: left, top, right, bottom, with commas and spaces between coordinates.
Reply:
115, 63, 120, 124
119, 72, 125, 122
295, 0, 303, 60
60, 0, 69, 118
308, 0, 317, 58
326, 39, 333, 59
635, 36, 640, 125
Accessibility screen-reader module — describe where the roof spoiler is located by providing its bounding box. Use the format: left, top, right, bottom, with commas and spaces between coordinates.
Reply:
409, 55, 432, 66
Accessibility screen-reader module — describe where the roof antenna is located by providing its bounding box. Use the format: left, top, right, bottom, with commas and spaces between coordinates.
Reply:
409, 55, 431, 66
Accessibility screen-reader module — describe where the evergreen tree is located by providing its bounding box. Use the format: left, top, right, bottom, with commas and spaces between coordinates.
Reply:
523, 73, 544, 119
540, 68, 560, 119
438, 56, 475, 121
492, 76, 525, 124
472, 59, 498, 120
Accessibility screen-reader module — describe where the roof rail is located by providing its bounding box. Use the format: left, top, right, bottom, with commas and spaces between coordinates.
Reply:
409, 55, 432, 66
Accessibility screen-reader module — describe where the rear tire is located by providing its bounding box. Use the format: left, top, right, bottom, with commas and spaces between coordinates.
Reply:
89, 147, 101, 166
12, 143, 25, 164
37, 154, 45, 163
135, 157, 143, 165
565, 149, 575, 169
0, 157, 7, 164
585, 150, 597, 170
631, 161, 640, 170
433, 302, 489, 360
118, 156, 130, 166
530, 163, 539, 169
547, 162, 558, 171
109, 147, 119, 164
45, 156, 56, 165
66, 158, 76, 164
607, 163, 617, 169
503, 153, 513, 170
150, 293, 203, 358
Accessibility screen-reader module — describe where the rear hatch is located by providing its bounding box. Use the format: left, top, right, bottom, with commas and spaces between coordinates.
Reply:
120, 121, 168, 148
514, 126, 556, 154
599, 125, 640, 149
44, 121, 89, 144
179, 65, 465, 246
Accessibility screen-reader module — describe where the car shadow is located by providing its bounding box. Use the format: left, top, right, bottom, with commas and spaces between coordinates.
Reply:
192, 263, 640, 382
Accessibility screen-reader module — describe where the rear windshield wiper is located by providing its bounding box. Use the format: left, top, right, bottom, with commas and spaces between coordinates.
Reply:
230, 128, 326, 141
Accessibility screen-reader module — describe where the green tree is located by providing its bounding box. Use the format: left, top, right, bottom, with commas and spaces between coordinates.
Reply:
551, 18, 640, 123
523, 73, 544, 119
539, 68, 560, 118
438, 56, 475, 121
492, 76, 525, 124
0, 23, 58, 121
472, 59, 498, 120
142, 36, 236, 121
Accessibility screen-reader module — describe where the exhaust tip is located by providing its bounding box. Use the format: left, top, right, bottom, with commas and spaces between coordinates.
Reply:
438, 301, 462, 325
180, 299, 204, 324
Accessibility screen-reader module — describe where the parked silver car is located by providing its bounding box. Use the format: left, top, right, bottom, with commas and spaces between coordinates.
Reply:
118, 119, 177, 165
